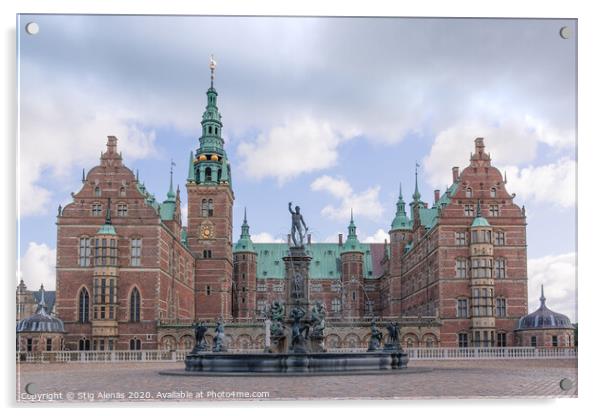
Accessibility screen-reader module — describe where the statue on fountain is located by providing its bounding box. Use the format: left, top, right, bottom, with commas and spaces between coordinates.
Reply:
288, 202, 308, 248
289, 305, 309, 353
383, 321, 401, 351
367, 319, 383, 351
309, 300, 327, 353
266, 300, 286, 353
191, 321, 209, 353
212, 320, 228, 352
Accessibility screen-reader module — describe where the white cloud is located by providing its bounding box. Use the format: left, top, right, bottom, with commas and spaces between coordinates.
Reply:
251, 232, 285, 243
180, 202, 188, 227
237, 117, 358, 184
423, 114, 575, 189
361, 228, 389, 243
19, 68, 160, 218
503, 158, 576, 208
310, 175, 384, 222
18, 242, 56, 290
528, 252, 577, 322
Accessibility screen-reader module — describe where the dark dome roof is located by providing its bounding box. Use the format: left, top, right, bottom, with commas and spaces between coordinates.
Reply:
516, 286, 573, 331
16, 286, 65, 333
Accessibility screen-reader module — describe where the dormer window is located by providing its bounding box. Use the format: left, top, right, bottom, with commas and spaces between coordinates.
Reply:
465, 187, 472, 198
94, 186, 101, 197
490, 187, 497, 198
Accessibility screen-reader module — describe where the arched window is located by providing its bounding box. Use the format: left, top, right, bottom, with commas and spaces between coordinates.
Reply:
130, 338, 141, 350
208, 199, 214, 216
78, 288, 90, 323
465, 187, 472, 198
94, 186, 101, 197
79, 338, 91, 351
201, 199, 208, 216
490, 187, 497, 198
205, 167, 212, 182
130, 287, 141, 322
120, 187, 126, 197
217, 168, 222, 182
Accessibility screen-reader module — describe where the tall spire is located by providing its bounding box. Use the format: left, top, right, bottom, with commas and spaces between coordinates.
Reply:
105, 198, 112, 225
166, 160, 176, 201
342, 209, 360, 252
187, 151, 195, 182
241, 207, 250, 237
413, 162, 421, 202
348, 209, 357, 236
234, 207, 255, 253
391, 182, 410, 231
539, 284, 546, 306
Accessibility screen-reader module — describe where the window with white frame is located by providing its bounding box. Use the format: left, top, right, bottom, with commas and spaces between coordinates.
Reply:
496, 298, 507, 317
117, 203, 128, 217
331, 298, 341, 313
79, 237, 92, 266
91, 203, 102, 216
464, 204, 474, 217
490, 187, 497, 198
489, 204, 500, 217
457, 298, 469, 318
130, 238, 142, 266
455, 232, 467, 245
494, 231, 505, 246
455, 258, 468, 278
494, 258, 506, 279
465, 187, 473, 198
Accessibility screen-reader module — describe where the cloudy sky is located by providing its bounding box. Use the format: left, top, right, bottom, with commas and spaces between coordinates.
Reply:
17, 15, 577, 320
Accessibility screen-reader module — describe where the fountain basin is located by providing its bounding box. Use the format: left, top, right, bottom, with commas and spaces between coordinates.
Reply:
183, 351, 408, 374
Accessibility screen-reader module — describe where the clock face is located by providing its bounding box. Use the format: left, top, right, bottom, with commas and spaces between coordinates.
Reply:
199, 222, 214, 239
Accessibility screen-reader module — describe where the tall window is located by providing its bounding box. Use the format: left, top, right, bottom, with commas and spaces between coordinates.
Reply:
465, 187, 473, 198
91, 203, 102, 216
489, 204, 500, 217
79, 237, 91, 266
131, 238, 142, 266
27, 338, 33, 352
457, 298, 469, 318
464, 204, 474, 217
494, 258, 506, 279
471, 258, 492, 278
201, 199, 209, 217
204, 167, 212, 182
496, 298, 507, 317
120, 187, 126, 197
78, 288, 90, 323
117, 203, 128, 217
458, 333, 469, 348
331, 298, 341, 313
79, 338, 90, 351
94, 186, 101, 197
497, 332, 507, 347
472, 288, 494, 317
455, 232, 467, 245
46, 338, 52, 351
530, 336, 537, 347
207, 199, 214, 216
130, 287, 141, 322
494, 231, 505, 246
490, 187, 497, 198
206, 285, 211, 296
552, 335, 558, 347
455, 258, 468, 278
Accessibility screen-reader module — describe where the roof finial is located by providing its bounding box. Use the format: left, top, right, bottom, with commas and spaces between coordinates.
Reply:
36, 284, 47, 313
243, 206, 248, 224
350, 208, 354, 223
413, 161, 421, 202
209, 54, 217, 88
504, 170, 507, 184
540, 284, 546, 305
82, 168, 86, 183
167, 159, 176, 200
136, 169, 139, 183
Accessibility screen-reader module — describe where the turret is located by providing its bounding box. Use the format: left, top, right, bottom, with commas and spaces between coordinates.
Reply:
233, 208, 257, 320
340, 210, 364, 318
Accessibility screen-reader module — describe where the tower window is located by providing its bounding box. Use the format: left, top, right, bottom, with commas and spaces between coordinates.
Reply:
206, 286, 211, 296
91, 203, 102, 216
205, 167, 212, 182
457, 298, 469, 318
203, 250, 212, 259
208, 199, 214, 216
78, 288, 90, 323
117, 203, 128, 217
131, 238, 142, 266
494, 258, 506, 279
455, 258, 467, 278
79, 237, 91, 267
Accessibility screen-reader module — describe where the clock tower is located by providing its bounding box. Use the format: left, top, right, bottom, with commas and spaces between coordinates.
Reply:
186, 56, 234, 320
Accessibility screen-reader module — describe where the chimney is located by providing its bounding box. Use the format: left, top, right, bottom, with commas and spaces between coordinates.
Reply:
287, 234, 291, 245
452, 167, 459, 182
434, 189, 440, 203
307, 234, 312, 245
338, 233, 343, 246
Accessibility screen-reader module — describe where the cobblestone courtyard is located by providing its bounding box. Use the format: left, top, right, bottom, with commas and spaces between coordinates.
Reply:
16, 359, 577, 402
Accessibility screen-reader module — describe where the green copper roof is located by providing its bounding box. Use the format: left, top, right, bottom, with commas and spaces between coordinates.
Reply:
391, 183, 411, 231
159, 200, 176, 221
187, 151, 195, 183
180, 227, 188, 247
255, 243, 377, 280
418, 207, 439, 229
234, 208, 255, 253
435, 180, 459, 207
471, 200, 490, 227
471, 216, 491, 227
